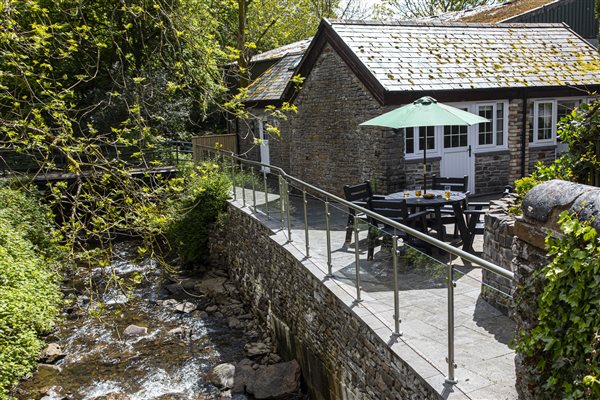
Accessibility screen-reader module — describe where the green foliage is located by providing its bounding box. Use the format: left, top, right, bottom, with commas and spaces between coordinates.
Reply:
375, 0, 493, 19
511, 100, 599, 213
0, 187, 63, 399
556, 101, 600, 186
514, 176, 539, 197
515, 212, 600, 399
165, 162, 231, 268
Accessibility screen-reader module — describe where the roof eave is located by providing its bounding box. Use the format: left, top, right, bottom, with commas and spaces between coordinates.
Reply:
383, 84, 600, 105
282, 19, 387, 105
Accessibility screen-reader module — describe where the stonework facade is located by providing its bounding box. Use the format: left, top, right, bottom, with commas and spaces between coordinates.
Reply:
236, 46, 587, 196
481, 194, 518, 316
210, 203, 441, 400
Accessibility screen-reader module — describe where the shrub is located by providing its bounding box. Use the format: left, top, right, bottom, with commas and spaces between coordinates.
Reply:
165, 162, 231, 268
0, 187, 63, 399
515, 212, 600, 399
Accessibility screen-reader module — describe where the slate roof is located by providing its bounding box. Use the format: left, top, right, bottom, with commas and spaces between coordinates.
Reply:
246, 54, 303, 102
327, 20, 600, 92
251, 39, 311, 63
421, 0, 558, 23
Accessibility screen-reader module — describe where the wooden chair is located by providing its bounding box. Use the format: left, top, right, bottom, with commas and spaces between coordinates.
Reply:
430, 175, 469, 239
453, 201, 487, 253
343, 181, 385, 244
431, 175, 468, 192
366, 198, 430, 260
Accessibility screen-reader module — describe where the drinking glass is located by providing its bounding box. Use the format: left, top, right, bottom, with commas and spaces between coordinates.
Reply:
415, 186, 422, 198
403, 189, 410, 199
444, 186, 451, 200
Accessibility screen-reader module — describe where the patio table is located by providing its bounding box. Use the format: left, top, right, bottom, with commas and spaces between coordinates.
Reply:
386, 190, 470, 248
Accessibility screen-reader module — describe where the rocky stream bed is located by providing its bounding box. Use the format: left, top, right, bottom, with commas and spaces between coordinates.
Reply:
13, 245, 305, 400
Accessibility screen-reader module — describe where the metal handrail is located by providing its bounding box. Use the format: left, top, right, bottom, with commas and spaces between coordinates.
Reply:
195, 144, 513, 280
196, 143, 516, 385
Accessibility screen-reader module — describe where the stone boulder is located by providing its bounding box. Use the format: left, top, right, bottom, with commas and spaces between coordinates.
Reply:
123, 324, 148, 337
244, 342, 270, 357
194, 277, 227, 298
174, 301, 196, 314
246, 360, 301, 399
207, 363, 236, 389
40, 343, 65, 364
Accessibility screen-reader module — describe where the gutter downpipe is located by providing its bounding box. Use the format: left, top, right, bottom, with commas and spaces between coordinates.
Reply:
521, 95, 527, 178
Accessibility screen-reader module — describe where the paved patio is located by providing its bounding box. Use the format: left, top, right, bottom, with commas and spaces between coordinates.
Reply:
231, 185, 516, 400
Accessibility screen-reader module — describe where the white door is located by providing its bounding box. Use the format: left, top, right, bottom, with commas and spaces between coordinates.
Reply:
258, 119, 270, 173
440, 121, 474, 193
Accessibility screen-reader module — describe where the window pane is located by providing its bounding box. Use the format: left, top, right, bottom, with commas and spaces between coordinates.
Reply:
528, 102, 534, 143
537, 102, 553, 140
478, 105, 494, 145
419, 126, 435, 150
557, 100, 579, 121
405, 128, 414, 154
496, 102, 504, 146
444, 124, 467, 148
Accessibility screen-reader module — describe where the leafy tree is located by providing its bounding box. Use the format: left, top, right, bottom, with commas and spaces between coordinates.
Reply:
375, 0, 493, 19
0, 0, 233, 265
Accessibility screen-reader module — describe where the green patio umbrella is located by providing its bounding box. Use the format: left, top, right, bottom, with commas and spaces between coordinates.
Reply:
360, 96, 489, 193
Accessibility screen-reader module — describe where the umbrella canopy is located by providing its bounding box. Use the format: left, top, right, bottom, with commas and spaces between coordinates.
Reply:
360, 96, 489, 194
360, 96, 489, 128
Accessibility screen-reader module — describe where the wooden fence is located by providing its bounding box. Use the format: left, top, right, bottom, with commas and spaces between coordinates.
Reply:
192, 134, 238, 162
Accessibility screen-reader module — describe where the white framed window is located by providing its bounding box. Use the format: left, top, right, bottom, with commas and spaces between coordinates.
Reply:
474, 102, 508, 151
529, 98, 586, 146
403, 126, 438, 157
528, 101, 555, 145
477, 104, 494, 146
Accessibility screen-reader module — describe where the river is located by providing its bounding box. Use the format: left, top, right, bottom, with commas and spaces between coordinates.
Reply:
15, 244, 268, 400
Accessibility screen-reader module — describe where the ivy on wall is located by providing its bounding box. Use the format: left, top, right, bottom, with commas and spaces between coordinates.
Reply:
515, 212, 600, 399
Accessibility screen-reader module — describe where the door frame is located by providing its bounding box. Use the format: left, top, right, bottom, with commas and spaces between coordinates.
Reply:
258, 117, 270, 173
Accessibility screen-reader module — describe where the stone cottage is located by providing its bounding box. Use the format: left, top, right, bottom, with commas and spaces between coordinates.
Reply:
236, 20, 600, 196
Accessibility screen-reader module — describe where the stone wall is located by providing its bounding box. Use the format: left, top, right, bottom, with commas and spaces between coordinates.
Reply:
481, 194, 518, 316
286, 44, 402, 196
512, 180, 600, 399
528, 146, 556, 172
404, 158, 439, 189
210, 203, 441, 400
507, 99, 525, 185
475, 151, 511, 194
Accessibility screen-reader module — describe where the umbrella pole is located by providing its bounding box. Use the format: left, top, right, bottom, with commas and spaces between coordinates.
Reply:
423, 145, 427, 194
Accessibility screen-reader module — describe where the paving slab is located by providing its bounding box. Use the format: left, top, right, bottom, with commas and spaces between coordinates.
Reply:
230, 187, 516, 399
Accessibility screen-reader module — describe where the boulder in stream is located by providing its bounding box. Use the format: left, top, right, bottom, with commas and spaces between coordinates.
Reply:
246, 360, 301, 399
244, 342, 270, 357
194, 277, 227, 298
122, 324, 148, 337
174, 301, 196, 314
40, 343, 65, 364
207, 363, 236, 389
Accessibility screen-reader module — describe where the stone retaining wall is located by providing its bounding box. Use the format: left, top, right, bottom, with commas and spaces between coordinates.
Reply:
481, 194, 518, 316
210, 203, 440, 400
512, 180, 600, 399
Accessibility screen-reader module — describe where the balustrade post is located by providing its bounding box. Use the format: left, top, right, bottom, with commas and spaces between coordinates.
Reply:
231, 157, 237, 201
392, 236, 402, 336
285, 179, 292, 241
251, 167, 257, 213
303, 189, 310, 257
263, 170, 269, 219
446, 255, 458, 384
240, 163, 246, 207
325, 200, 332, 276
354, 216, 362, 302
